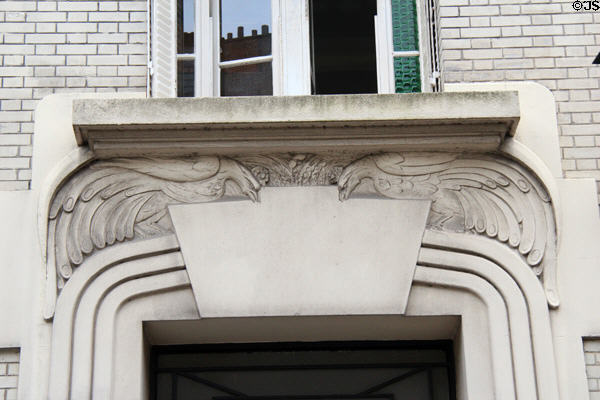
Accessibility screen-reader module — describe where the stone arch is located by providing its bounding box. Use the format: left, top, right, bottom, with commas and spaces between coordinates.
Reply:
43, 229, 561, 400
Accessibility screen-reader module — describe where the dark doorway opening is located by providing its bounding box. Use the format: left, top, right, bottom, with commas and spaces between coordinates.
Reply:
310, 0, 378, 94
150, 341, 456, 400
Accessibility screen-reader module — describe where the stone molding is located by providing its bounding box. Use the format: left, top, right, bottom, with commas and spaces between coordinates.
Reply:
421, 230, 560, 400
72, 93, 520, 157
44, 227, 561, 400
42, 150, 558, 317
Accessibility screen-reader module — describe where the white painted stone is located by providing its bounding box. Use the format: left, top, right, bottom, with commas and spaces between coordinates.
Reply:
2, 85, 598, 400
446, 81, 563, 178
170, 186, 430, 317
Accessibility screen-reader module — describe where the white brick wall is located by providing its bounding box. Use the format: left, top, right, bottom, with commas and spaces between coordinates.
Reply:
0, 1, 147, 190
584, 339, 600, 399
440, 2, 600, 199
1, 1, 600, 197
0, 348, 19, 400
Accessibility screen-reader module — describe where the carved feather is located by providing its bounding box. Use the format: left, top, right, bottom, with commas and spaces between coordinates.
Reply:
49, 156, 261, 284
338, 152, 554, 277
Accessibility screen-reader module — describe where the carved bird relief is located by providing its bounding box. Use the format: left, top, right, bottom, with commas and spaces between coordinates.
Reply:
45, 151, 558, 309
338, 152, 555, 277
48, 156, 261, 287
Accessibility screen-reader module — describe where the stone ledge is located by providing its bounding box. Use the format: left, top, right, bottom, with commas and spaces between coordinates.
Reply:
72, 92, 520, 157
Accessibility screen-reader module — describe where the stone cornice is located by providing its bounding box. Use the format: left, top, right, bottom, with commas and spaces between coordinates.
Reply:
72, 92, 520, 157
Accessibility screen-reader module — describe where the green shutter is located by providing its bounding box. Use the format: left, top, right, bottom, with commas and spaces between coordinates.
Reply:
391, 0, 421, 93
391, 0, 419, 52
394, 57, 421, 93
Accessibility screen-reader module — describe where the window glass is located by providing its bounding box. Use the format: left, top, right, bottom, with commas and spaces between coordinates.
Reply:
177, 60, 194, 97
176, 0, 195, 96
221, 63, 273, 96
177, 0, 195, 54
310, 0, 377, 95
220, 0, 273, 96
220, 0, 272, 60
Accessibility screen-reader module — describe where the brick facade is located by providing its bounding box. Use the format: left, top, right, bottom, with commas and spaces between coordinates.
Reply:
0, 1, 147, 190
0, 348, 19, 400
1, 1, 600, 198
439, 2, 600, 199
585, 339, 600, 399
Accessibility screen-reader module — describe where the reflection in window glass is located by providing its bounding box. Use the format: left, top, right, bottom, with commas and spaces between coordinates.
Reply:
177, 60, 194, 97
219, 0, 272, 96
221, 62, 273, 96
220, 24, 272, 62
220, 0, 271, 45
177, 0, 194, 54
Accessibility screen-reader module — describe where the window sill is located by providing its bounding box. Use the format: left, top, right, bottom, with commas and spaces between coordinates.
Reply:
73, 92, 519, 158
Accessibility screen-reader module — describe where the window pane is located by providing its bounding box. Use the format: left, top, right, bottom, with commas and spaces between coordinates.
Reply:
391, 0, 419, 52
177, 0, 194, 54
310, 0, 377, 95
221, 62, 272, 96
220, 0, 272, 61
394, 56, 421, 93
177, 60, 194, 97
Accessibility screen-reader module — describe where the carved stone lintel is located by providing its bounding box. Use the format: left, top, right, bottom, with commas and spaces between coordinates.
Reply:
48, 156, 261, 289
337, 152, 557, 307
46, 151, 558, 313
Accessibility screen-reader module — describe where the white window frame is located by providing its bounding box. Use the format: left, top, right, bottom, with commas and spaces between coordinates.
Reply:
150, 0, 437, 97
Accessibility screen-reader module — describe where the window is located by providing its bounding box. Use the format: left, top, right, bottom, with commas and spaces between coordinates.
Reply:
310, 1, 378, 94
151, 0, 440, 97
150, 341, 455, 400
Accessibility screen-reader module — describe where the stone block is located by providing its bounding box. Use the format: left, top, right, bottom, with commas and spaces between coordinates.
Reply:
87, 55, 127, 65
24, 55, 64, 65
119, 2, 147, 11
118, 22, 146, 32
35, 23, 57, 33
584, 340, 600, 351
57, 2, 98, 11
460, 5, 500, 15
522, 25, 564, 35
26, 12, 66, 22
25, 33, 66, 44
590, 365, 600, 379
170, 187, 431, 318
0, 376, 17, 388
56, 44, 97, 54
0, 23, 34, 33
0, 44, 35, 55
6, 364, 17, 376
490, 15, 531, 25
89, 12, 128, 22
56, 22, 97, 33
460, 27, 501, 37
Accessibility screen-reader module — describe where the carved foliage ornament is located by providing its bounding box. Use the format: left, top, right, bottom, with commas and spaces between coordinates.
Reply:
46, 152, 557, 309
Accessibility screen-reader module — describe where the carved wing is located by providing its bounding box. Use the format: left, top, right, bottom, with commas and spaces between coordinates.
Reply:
48, 156, 261, 287
435, 157, 552, 266
338, 152, 556, 304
